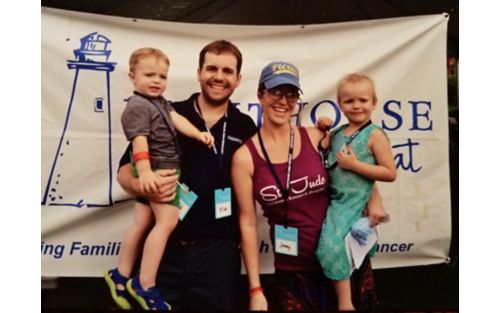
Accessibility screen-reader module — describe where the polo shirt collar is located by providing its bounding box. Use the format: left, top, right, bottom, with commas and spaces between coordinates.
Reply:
191, 92, 237, 121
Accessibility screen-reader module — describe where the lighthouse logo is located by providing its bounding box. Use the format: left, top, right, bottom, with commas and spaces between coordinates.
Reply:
42, 32, 116, 208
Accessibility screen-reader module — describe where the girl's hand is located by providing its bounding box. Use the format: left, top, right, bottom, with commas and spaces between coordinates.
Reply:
249, 293, 268, 311
337, 146, 358, 171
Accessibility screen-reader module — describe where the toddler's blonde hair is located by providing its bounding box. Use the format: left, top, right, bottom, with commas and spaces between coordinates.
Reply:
337, 73, 377, 104
129, 47, 170, 73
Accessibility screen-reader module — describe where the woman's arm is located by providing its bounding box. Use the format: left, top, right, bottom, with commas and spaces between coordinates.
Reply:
366, 183, 388, 226
305, 126, 330, 152
314, 117, 334, 150
231, 144, 268, 310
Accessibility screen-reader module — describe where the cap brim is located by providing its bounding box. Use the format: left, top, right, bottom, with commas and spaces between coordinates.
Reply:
264, 76, 301, 91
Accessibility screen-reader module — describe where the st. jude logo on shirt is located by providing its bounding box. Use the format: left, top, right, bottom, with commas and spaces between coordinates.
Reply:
259, 174, 326, 204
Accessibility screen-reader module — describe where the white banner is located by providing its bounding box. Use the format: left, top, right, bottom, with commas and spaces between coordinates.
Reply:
41, 7, 451, 276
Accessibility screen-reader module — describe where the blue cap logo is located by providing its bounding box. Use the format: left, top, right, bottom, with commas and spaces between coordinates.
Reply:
259, 61, 301, 91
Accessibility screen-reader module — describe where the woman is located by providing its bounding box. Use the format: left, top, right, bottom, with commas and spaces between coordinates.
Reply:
232, 61, 381, 311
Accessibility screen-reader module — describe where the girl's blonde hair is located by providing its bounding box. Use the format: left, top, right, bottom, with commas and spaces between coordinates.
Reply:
337, 73, 378, 104
129, 47, 170, 73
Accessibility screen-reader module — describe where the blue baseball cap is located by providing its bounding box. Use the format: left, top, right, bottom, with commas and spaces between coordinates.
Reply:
258, 61, 301, 91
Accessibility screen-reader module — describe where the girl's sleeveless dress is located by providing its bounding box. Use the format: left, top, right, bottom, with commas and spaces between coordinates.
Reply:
316, 123, 380, 280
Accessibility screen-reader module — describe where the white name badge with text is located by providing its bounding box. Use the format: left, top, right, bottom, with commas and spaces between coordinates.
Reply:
178, 183, 197, 221
274, 225, 298, 256
215, 188, 232, 219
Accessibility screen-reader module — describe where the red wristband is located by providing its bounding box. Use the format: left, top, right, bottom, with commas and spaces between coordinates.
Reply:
133, 151, 150, 162
249, 286, 264, 298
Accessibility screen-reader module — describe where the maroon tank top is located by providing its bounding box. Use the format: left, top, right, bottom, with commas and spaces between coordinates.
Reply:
246, 127, 329, 271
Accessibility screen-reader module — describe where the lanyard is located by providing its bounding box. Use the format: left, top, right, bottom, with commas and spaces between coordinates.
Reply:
327, 120, 372, 170
194, 98, 227, 170
257, 125, 294, 228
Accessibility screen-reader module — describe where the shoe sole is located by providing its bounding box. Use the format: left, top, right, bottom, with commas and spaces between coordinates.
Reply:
126, 279, 172, 311
104, 271, 132, 310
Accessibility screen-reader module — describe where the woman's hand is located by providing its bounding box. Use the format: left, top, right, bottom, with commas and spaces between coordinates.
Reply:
316, 116, 334, 131
367, 205, 388, 226
366, 184, 389, 226
249, 292, 268, 311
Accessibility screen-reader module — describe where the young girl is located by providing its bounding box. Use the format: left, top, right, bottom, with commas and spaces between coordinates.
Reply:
104, 47, 213, 310
315, 73, 397, 311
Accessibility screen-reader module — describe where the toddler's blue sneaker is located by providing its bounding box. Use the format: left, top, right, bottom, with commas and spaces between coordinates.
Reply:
126, 275, 171, 310
104, 268, 132, 309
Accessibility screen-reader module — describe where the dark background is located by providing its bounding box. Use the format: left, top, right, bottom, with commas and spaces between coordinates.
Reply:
41, 0, 458, 58
41, 1, 459, 311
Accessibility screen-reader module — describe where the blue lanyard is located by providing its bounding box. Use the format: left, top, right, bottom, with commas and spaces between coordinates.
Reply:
194, 98, 227, 171
257, 125, 294, 228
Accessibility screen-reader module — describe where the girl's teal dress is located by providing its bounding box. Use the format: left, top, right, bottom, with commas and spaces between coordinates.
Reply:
316, 123, 380, 280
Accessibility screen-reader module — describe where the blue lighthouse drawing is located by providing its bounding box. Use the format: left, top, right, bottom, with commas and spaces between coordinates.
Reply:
42, 32, 116, 208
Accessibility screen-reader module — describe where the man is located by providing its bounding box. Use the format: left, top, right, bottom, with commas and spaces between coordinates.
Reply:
117, 40, 257, 310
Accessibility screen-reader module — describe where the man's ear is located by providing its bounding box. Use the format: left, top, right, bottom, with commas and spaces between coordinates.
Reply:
234, 73, 242, 89
196, 68, 201, 82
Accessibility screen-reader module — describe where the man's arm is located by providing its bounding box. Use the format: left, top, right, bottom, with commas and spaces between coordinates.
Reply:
117, 163, 178, 203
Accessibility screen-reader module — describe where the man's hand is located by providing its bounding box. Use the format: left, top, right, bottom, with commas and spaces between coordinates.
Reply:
138, 170, 159, 194
117, 165, 178, 203
149, 169, 178, 203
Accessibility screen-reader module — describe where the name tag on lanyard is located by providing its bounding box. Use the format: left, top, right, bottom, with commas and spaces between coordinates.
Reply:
257, 125, 299, 256
215, 188, 232, 219
207, 114, 229, 219
194, 98, 231, 219
275, 225, 298, 256
177, 183, 198, 221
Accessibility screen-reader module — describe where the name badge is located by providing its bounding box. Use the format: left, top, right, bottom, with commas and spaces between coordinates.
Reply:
177, 183, 197, 221
274, 225, 298, 256
215, 188, 231, 219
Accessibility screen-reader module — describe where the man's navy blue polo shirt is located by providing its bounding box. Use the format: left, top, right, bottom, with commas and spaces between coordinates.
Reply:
119, 93, 257, 242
